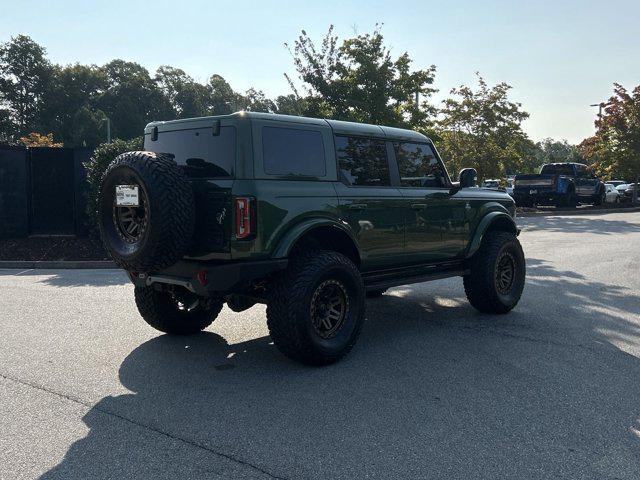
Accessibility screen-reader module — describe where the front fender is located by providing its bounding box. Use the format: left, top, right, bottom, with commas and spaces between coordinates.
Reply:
466, 211, 518, 259
271, 218, 359, 259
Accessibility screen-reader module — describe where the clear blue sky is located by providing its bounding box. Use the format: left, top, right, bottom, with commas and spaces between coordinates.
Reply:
2, 0, 639, 143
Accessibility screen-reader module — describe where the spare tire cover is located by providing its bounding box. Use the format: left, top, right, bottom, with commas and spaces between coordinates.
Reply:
98, 151, 195, 272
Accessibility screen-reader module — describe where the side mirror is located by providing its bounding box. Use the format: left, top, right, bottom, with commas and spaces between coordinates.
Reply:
459, 168, 477, 188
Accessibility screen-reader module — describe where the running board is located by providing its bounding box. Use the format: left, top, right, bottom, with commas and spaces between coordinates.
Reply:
363, 264, 469, 292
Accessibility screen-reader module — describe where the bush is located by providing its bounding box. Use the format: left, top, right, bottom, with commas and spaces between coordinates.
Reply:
84, 138, 143, 234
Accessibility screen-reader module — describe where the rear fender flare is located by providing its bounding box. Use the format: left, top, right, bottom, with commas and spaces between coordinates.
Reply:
272, 219, 359, 259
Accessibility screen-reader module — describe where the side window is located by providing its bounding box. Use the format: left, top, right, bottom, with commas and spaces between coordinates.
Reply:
394, 142, 446, 187
262, 126, 326, 176
576, 165, 588, 178
335, 136, 390, 186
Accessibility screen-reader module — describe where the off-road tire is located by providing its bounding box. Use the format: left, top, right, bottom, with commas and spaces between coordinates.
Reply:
463, 231, 525, 314
593, 187, 606, 206
556, 188, 576, 208
134, 286, 222, 335
98, 151, 195, 272
267, 251, 365, 365
366, 288, 387, 298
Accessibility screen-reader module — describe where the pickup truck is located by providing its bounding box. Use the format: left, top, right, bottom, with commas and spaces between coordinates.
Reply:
513, 162, 605, 208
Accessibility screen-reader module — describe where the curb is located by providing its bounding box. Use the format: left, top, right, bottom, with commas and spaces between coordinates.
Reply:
517, 206, 640, 218
0, 260, 117, 269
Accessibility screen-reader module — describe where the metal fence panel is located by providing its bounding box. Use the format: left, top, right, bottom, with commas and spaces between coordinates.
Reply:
0, 145, 29, 239
29, 147, 76, 235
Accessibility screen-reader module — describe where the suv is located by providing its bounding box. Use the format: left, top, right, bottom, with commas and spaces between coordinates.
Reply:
98, 112, 525, 365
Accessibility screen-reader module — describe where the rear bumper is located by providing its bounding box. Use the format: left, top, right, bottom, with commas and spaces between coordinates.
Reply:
129, 258, 288, 296
513, 188, 560, 205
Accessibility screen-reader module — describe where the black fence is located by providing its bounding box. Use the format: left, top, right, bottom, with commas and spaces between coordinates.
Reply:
0, 145, 93, 239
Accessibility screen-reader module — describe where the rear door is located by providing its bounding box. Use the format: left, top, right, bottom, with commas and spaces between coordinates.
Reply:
333, 134, 404, 271
144, 121, 237, 258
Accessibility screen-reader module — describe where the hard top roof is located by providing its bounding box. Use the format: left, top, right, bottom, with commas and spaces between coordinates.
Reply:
145, 111, 430, 142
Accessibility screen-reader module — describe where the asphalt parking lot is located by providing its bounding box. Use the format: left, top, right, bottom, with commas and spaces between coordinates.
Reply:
1, 212, 639, 480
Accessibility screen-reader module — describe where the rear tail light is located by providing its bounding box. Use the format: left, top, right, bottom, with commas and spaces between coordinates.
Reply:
235, 197, 255, 239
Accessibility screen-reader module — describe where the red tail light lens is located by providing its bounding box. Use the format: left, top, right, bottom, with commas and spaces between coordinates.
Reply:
235, 197, 255, 239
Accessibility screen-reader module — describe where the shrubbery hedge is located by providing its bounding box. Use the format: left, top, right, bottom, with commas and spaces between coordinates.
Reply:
84, 138, 142, 233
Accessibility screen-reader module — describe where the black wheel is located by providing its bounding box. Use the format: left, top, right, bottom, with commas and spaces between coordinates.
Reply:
366, 288, 387, 298
267, 251, 365, 365
556, 188, 577, 208
98, 151, 195, 272
463, 231, 526, 314
134, 285, 222, 335
593, 188, 606, 206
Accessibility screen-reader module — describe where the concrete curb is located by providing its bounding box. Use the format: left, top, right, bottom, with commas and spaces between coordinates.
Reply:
0, 260, 117, 269
517, 206, 640, 218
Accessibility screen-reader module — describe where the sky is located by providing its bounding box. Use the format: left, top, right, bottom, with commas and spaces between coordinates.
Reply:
1, 0, 639, 144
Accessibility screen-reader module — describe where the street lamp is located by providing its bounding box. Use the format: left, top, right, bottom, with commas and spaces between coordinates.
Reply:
590, 102, 605, 117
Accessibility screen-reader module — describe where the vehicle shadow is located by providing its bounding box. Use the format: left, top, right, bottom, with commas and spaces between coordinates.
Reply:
518, 214, 640, 235
40, 258, 640, 480
13, 269, 130, 288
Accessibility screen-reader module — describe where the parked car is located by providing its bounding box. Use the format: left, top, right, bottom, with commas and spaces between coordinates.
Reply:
607, 180, 627, 188
505, 178, 515, 197
97, 111, 525, 365
605, 183, 622, 203
621, 183, 638, 202
513, 163, 605, 208
482, 179, 501, 189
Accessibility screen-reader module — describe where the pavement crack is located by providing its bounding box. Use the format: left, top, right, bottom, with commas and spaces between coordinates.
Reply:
0, 371, 290, 480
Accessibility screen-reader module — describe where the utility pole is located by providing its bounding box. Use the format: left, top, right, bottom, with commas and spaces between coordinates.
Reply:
105, 117, 111, 143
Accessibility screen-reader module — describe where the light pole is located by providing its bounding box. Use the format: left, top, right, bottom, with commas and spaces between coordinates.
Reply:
590, 102, 605, 118
105, 117, 111, 143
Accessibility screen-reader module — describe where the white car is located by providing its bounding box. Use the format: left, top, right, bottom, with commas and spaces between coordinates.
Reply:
605, 183, 622, 203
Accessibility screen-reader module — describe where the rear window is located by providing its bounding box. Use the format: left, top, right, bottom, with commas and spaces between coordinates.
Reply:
394, 142, 446, 187
336, 136, 390, 186
540, 164, 575, 176
262, 126, 326, 176
145, 126, 236, 178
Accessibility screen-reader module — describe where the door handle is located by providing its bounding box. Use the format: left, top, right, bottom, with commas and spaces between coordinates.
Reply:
411, 203, 427, 210
348, 203, 368, 210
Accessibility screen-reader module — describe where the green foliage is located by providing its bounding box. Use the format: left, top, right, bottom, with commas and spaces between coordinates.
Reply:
437, 74, 534, 180
285, 25, 437, 130
0, 35, 54, 135
580, 84, 640, 181
533, 138, 582, 169
84, 138, 142, 232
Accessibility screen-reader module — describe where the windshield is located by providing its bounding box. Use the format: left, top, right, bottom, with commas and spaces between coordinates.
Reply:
540, 164, 575, 176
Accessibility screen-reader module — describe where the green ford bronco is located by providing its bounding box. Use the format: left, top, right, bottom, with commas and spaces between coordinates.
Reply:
98, 112, 525, 365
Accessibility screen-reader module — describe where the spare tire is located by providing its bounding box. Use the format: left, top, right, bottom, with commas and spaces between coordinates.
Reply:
98, 151, 195, 272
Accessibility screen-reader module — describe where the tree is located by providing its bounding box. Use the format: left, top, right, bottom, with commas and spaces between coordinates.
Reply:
533, 138, 582, 169
438, 74, 533, 180
19, 132, 62, 147
243, 88, 276, 112
40, 63, 107, 147
208, 74, 243, 114
97, 60, 171, 140
155, 66, 210, 119
285, 25, 437, 130
0, 35, 54, 137
580, 83, 640, 182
